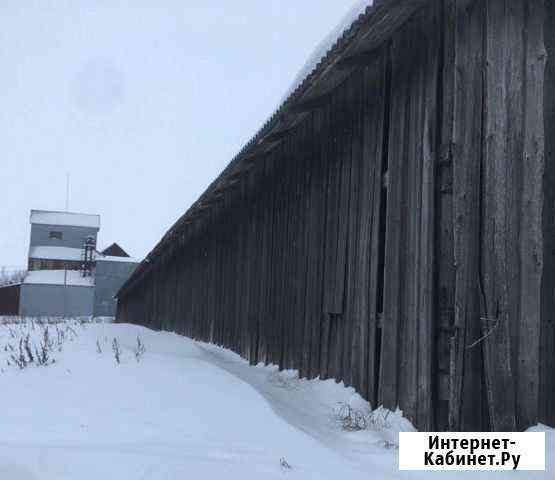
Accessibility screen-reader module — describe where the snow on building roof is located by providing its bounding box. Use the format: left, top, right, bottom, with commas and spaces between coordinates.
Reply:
284, 0, 374, 101
96, 254, 140, 264
23, 270, 95, 287
29, 246, 83, 262
28, 246, 140, 264
101, 243, 130, 258
30, 210, 100, 229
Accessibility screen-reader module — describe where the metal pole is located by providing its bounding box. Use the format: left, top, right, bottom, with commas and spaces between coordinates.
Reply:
65, 172, 70, 212
64, 268, 68, 318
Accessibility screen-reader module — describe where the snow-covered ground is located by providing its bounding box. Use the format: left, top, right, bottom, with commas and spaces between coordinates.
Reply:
0, 320, 552, 479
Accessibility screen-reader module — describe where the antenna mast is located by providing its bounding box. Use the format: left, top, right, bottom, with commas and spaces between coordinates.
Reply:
65, 172, 70, 212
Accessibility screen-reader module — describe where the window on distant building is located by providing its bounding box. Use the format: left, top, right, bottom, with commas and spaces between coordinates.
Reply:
28, 258, 82, 271
49, 231, 63, 240
28, 259, 40, 271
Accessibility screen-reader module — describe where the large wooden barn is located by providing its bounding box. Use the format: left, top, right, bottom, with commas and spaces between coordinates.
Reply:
117, 0, 555, 432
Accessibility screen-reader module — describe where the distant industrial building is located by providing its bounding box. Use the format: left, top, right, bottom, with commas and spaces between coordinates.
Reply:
0, 210, 139, 318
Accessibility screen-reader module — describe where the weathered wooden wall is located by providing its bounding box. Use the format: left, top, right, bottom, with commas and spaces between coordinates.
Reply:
445, 0, 547, 432
117, 0, 553, 432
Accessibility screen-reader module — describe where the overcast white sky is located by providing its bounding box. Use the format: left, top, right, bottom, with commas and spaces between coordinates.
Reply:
1, 1, 364, 268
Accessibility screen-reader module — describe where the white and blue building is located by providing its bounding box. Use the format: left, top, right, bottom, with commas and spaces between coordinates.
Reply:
16, 210, 139, 318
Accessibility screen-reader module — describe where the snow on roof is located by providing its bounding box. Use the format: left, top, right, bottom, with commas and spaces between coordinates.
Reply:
28, 246, 140, 264
23, 270, 95, 287
30, 210, 100, 229
96, 255, 140, 264
101, 243, 130, 258
29, 246, 83, 262
283, 0, 374, 101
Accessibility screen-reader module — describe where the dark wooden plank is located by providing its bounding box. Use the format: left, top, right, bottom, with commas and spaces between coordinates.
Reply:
516, 0, 545, 429
416, 2, 440, 432
280, 132, 296, 370
347, 70, 366, 393
504, 0, 525, 425
340, 75, 358, 388
399, 16, 425, 425
379, 31, 409, 411
308, 107, 327, 379
476, 0, 518, 431
540, 0, 555, 427
333, 82, 351, 383
292, 125, 308, 376
450, 0, 487, 432
366, 50, 389, 408
435, 0, 456, 432
480, 0, 516, 432
322, 88, 342, 317
302, 111, 320, 378
324, 89, 343, 381
319, 102, 335, 380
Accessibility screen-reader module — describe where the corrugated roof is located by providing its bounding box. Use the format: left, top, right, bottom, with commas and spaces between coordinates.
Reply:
282, 0, 375, 102
96, 255, 140, 264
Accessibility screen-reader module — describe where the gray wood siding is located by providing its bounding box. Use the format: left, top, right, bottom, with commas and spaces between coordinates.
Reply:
116, 0, 553, 432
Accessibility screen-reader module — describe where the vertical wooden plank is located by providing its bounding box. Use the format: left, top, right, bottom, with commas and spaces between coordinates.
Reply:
540, 0, 555, 427
379, 33, 409, 410
435, 0, 456, 432
341, 75, 359, 388
322, 90, 342, 317
283, 136, 296, 369
293, 128, 309, 376
240, 178, 251, 358
348, 69, 366, 394
300, 120, 316, 378
308, 107, 327, 379
480, 0, 516, 432
334, 85, 351, 323
450, 0, 487, 432
319, 103, 333, 380
303, 111, 322, 378
416, 2, 441, 432
517, 0, 545, 430
324, 90, 343, 381
331, 85, 347, 382
273, 145, 286, 365
399, 15, 426, 424
365, 51, 389, 408
248, 164, 264, 364
258, 153, 275, 364
350, 64, 373, 400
